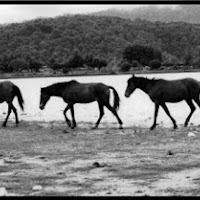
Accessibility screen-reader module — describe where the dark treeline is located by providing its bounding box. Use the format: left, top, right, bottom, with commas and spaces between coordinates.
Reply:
0, 14, 200, 73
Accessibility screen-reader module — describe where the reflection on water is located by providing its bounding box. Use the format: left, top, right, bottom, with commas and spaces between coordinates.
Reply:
1, 72, 200, 128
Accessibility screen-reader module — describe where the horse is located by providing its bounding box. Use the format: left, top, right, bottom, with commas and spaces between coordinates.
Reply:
39, 80, 123, 129
125, 74, 200, 130
0, 81, 24, 127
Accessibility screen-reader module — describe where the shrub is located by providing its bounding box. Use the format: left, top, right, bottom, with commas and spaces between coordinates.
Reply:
132, 60, 139, 68
120, 62, 131, 72
63, 67, 70, 74
149, 59, 161, 69
162, 60, 175, 67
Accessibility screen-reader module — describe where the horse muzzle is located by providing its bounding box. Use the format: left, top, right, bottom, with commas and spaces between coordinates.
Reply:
39, 104, 44, 110
125, 91, 130, 98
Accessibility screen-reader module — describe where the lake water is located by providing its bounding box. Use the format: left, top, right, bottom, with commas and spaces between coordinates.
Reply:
1, 72, 200, 128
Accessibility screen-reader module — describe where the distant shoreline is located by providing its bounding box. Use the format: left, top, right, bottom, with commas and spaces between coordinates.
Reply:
0, 69, 199, 80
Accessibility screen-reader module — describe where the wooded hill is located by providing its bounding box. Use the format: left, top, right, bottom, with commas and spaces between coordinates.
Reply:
0, 13, 200, 72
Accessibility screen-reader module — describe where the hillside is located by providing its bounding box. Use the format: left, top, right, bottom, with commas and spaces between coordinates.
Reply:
0, 14, 200, 72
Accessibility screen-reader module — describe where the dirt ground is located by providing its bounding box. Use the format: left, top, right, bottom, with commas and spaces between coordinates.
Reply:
1, 120, 200, 196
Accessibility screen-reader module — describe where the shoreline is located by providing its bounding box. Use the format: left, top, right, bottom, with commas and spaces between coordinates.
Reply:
0, 69, 199, 80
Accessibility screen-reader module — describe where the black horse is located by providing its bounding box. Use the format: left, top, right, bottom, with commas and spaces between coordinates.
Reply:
39, 80, 123, 129
0, 81, 24, 127
125, 74, 200, 130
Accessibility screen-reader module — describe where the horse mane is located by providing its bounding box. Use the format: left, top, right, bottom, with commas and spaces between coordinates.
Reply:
53, 80, 78, 89
151, 77, 157, 81
145, 77, 159, 82
136, 77, 159, 88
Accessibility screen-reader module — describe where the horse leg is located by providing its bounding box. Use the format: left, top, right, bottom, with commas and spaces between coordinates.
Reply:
70, 104, 76, 129
150, 103, 159, 130
11, 104, 19, 126
104, 103, 123, 129
161, 103, 177, 129
193, 98, 200, 126
193, 97, 200, 108
192, 97, 200, 126
63, 104, 71, 127
184, 99, 196, 127
2, 104, 12, 127
93, 102, 104, 129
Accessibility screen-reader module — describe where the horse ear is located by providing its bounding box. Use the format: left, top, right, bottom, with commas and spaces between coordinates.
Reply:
132, 74, 135, 78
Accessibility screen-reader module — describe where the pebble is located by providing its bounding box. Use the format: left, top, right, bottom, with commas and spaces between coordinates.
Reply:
93, 162, 101, 167
167, 150, 174, 155
188, 132, 196, 137
32, 185, 42, 191
93, 162, 108, 168
63, 129, 69, 133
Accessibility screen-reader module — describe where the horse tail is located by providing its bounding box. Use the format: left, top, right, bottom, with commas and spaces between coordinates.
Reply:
109, 86, 120, 110
13, 85, 24, 111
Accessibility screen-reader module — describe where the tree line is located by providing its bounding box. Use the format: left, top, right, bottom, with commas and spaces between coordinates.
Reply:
0, 14, 200, 73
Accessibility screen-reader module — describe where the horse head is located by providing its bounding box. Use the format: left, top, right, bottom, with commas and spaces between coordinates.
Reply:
39, 88, 50, 110
125, 74, 137, 97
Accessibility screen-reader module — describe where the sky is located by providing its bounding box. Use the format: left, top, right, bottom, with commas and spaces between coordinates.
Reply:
0, 4, 179, 24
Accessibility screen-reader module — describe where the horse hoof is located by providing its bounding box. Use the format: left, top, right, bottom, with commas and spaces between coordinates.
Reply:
150, 127, 155, 131
67, 123, 71, 128
119, 126, 123, 129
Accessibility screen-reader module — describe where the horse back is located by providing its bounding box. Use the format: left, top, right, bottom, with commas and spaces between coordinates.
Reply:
149, 79, 193, 103
62, 82, 110, 103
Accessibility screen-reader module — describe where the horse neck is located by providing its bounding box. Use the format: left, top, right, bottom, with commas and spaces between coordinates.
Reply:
46, 81, 78, 97
137, 78, 154, 95
46, 84, 64, 97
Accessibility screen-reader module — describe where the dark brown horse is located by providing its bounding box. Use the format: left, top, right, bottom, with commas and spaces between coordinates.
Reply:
39, 80, 123, 129
0, 81, 24, 127
125, 74, 200, 130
